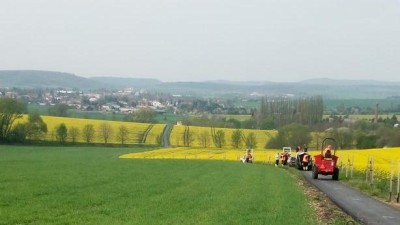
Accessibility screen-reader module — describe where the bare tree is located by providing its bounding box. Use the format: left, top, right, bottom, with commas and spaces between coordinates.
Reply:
198, 130, 210, 148
82, 124, 95, 143
183, 126, 195, 147
117, 125, 129, 145
68, 126, 79, 143
99, 122, 112, 144
231, 129, 243, 149
213, 129, 226, 148
242, 132, 257, 149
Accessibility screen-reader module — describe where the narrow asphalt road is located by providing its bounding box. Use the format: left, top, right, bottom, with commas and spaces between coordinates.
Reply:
162, 124, 172, 148
302, 171, 400, 225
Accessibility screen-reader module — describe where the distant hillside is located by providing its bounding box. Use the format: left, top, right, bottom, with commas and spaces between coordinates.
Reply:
0, 70, 103, 89
1, 70, 400, 99
89, 77, 162, 89
0, 70, 162, 90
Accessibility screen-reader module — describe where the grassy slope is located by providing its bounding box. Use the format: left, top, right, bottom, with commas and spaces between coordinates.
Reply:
0, 146, 314, 225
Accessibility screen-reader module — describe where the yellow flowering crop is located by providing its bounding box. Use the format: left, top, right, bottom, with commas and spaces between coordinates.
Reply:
16, 115, 166, 144
308, 148, 400, 177
143, 124, 167, 145
121, 147, 400, 177
169, 125, 276, 149
120, 147, 280, 162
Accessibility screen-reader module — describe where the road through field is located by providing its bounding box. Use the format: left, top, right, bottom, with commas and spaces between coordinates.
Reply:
302, 171, 400, 225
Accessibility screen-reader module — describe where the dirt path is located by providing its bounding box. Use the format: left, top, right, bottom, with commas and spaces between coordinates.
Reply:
303, 171, 400, 225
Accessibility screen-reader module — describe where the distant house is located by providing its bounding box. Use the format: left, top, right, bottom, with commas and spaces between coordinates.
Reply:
151, 100, 164, 108
120, 107, 134, 113
89, 97, 98, 103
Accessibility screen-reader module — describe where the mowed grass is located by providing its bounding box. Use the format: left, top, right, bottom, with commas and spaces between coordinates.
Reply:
0, 146, 314, 225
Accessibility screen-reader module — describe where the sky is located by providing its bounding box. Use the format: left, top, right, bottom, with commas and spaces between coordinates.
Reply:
1, 0, 400, 82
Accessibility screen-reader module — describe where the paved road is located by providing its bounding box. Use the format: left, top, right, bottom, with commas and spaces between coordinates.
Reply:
303, 171, 400, 225
162, 124, 172, 148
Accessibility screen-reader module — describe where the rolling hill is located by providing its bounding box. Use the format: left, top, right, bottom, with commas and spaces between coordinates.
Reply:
1, 70, 400, 98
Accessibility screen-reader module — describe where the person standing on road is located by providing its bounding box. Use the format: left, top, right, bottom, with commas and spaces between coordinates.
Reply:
302, 154, 309, 170
275, 152, 280, 167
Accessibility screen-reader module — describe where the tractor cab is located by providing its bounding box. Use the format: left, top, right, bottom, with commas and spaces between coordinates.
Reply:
281, 147, 293, 166
312, 138, 339, 180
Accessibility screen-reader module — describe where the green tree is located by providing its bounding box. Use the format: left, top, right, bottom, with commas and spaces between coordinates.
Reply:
56, 123, 68, 143
9, 123, 27, 143
0, 98, 26, 141
265, 123, 311, 149
131, 108, 157, 123
25, 111, 48, 141
356, 133, 377, 149
260, 96, 323, 128
82, 124, 95, 143
231, 129, 243, 149
48, 104, 69, 117
329, 127, 353, 149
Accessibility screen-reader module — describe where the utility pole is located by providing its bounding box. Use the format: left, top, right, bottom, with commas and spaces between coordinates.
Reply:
374, 103, 379, 123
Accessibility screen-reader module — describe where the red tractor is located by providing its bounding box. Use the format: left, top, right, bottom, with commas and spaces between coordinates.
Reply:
312, 138, 339, 180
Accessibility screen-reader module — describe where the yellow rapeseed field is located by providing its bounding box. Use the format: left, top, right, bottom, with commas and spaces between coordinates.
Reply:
16, 115, 400, 176
314, 148, 400, 176
120, 147, 279, 162
169, 125, 276, 149
144, 124, 166, 145
121, 147, 400, 177
17, 115, 166, 144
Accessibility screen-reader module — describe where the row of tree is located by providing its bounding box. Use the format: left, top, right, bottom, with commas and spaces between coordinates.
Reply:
0, 98, 156, 144
256, 96, 323, 129
10, 117, 153, 145
176, 126, 258, 149
265, 119, 400, 150
3, 97, 399, 149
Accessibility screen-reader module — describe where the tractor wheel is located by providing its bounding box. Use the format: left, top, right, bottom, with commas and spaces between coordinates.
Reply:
307, 164, 312, 171
298, 164, 303, 170
296, 158, 302, 170
312, 166, 318, 179
332, 168, 339, 181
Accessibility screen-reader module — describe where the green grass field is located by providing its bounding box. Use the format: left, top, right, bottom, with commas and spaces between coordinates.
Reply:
0, 146, 315, 225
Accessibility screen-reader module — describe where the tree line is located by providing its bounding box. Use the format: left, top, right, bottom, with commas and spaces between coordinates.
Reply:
0, 98, 158, 145
176, 126, 258, 149
3, 97, 400, 149
257, 96, 323, 129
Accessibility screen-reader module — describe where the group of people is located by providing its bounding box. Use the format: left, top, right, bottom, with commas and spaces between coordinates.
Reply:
274, 150, 290, 167
274, 144, 310, 170
296, 145, 311, 170
241, 144, 333, 166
